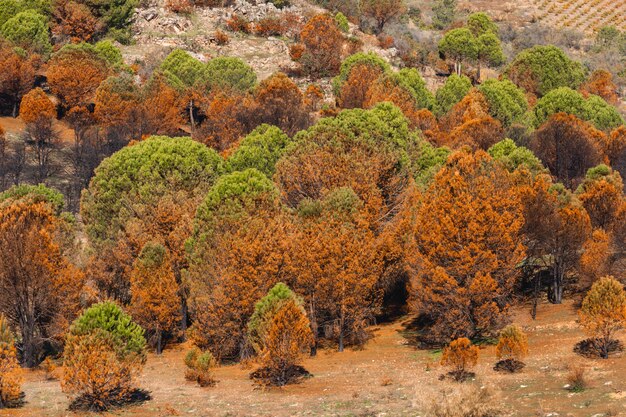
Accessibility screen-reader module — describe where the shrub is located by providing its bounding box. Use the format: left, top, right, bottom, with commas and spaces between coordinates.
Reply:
567, 365, 588, 392
578, 276, 626, 359
299, 14, 343, 78
0, 315, 22, 409
494, 324, 528, 373
289, 43, 305, 61
254, 16, 284, 37
377, 33, 394, 49
184, 347, 217, 387
165, 0, 193, 14
203, 56, 257, 92
425, 384, 501, 417
61, 302, 147, 411
440, 338, 479, 381
248, 284, 313, 386
226, 14, 251, 33
214, 29, 229, 45
335, 12, 349, 32
41, 357, 58, 380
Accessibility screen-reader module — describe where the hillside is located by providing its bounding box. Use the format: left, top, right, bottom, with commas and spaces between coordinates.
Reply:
0, 1, 626, 416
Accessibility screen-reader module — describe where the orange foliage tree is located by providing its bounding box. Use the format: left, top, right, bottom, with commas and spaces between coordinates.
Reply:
337, 62, 385, 109
407, 150, 525, 343
299, 14, 344, 78
288, 188, 383, 352
580, 70, 619, 105
255, 72, 310, 135
577, 166, 624, 230
580, 229, 612, 288
187, 170, 290, 360
0, 196, 84, 367
440, 337, 480, 381
52, 0, 102, 43
19, 87, 55, 124
579, 276, 626, 358
530, 113, 604, 189
0, 43, 40, 117
495, 324, 528, 372
360, 0, 406, 33
257, 300, 313, 386
195, 89, 254, 152
606, 126, 626, 179
47, 45, 110, 109
20, 87, 59, 182
138, 74, 184, 137
129, 243, 181, 354
61, 302, 147, 411
519, 174, 592, 306
0, 315, 22, 409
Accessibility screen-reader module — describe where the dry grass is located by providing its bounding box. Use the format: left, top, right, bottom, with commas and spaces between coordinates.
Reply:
3, 300, 626, 416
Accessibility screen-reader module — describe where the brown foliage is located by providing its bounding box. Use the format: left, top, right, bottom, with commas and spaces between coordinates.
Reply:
519, 174, 592, 304
61, 332, 144, 411
139, 74, 184, 137
226, 14, 251, 33
0, 341, 22, 408
165, 0, 193, 14
580, 229, 612, 289
364, 75, 424, 129
0, 202, 85, 367
129, 246, 181, 354
0, 44, 40, 117
255, 72, 310, 135
338, 63, 384, 109
440, 337, 479, 381
580, 70, 619, 105
189, 212, 291, 360
47, 48, 110, 109
214, 30, 229, 45
288, 204, 383, 351
195, 89, 254, 152
606, 126, 626, 184
19, 88, 55, 124
407, 151, 525, 343
531, 114, 604, 189
578, 276, 626, 358
255, 299, 313, 386
360, 0, 407, 33
254, 16, 284, 37
299, 14, 344, 78
52, 0, 102, 43
577, 172, 624, 230
448, 116, 504, 150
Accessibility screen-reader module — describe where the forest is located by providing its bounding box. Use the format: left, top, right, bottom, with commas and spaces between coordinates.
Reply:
0, 0, 625, 415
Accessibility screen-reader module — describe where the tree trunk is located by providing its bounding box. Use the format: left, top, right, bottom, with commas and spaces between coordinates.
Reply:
531, 273, 540, 320
156, 329, 163, 355
552, 263, 563, 304
308, 301, 318, 357
338, 310, 345, 352
476, 62, 482, 81
189, 99, 195, 133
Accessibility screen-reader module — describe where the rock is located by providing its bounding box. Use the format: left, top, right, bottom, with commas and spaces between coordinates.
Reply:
143, 9, 158, 22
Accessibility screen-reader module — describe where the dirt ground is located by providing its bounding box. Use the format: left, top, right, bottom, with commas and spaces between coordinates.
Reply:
0, 116, 76, 144
4, 300, 626, 417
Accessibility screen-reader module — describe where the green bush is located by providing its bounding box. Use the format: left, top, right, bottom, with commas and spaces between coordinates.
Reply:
227, 124, 292, 176
435, 74, 472, 116
203, 57, 257, 92
70, 302, 146, 361
0, 10, 51, 55
335, 12, 349, 32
